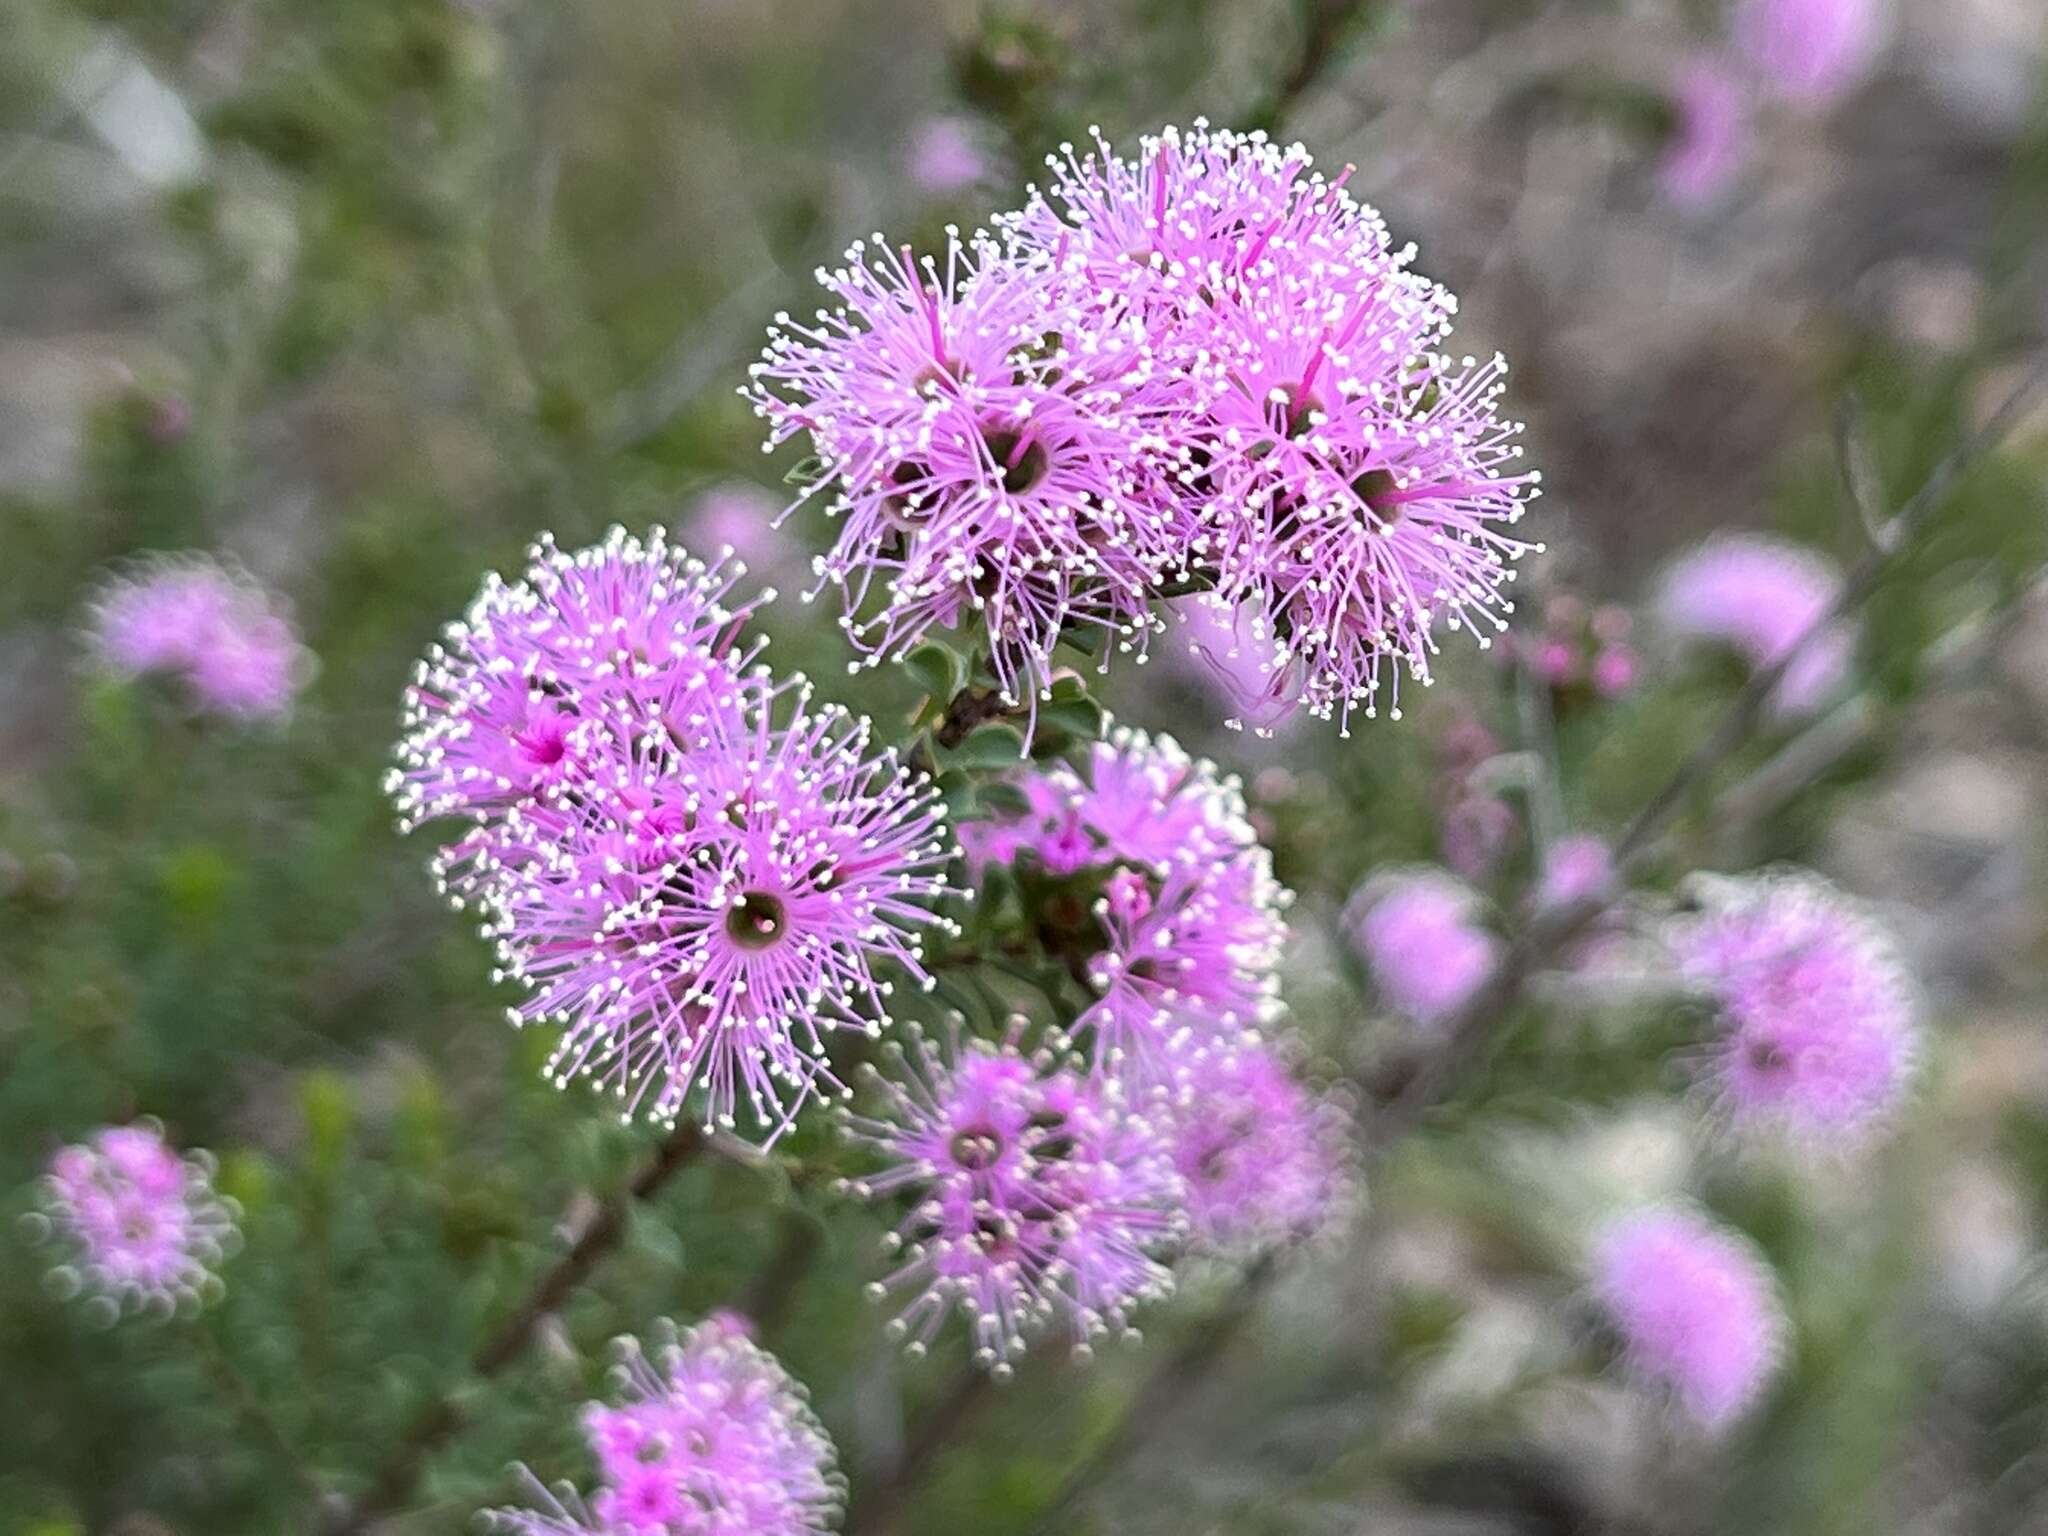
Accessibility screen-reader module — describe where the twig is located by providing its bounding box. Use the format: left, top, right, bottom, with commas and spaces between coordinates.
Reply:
325, 1122, 707, 1535
843, 1365, 999, 1536
740, 1207, 824, 1339
1024, 1251, 1284, 1536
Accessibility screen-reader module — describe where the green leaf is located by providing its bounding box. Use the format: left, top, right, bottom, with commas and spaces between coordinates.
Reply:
946, 723, 1026, 770
977, 781, 1032, 817
781, 454, 826, 489
1034, 697, 1103, 743
902, 642, 964, 701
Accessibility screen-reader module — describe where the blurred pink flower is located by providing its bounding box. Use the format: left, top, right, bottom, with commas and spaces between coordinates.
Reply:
1535, 834, 1617, 914
1591, 644, 1639, 697
684, 480, 795, 578
1441, 792, 1517, 881
905, 115, 990, 196
1347, 870, 1499, 1027
1735, 0, 1885, 104
89, 555, 308, 720
1660, 60, 1750, 211
1658, 534, 1855, 715
1594, 1207, 1785, 1430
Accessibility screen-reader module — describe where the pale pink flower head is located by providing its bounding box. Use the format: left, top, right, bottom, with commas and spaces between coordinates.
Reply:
1591, 643, 1640, 698
1735, 0, 1885, 104
1670, 870, 1917, 1140
389, 526, 769, 830
1658, 534, 1854, 715
1346, 869, 1499, 1027
489, 1318, 842, 1536
1441, 792, 1517, 882
1660, 60, 1750, 212
89, 555, 307, 719
1165, 1041, 1354, 1254
475, 678, 961, 1143
1593, 1206, 1786, 1431
748, 230, 1189, 710
905, 115, 992, 196
1171, 595, 1298, 736
839, 1024, 1184, 1375
25, 1122, 240, 1319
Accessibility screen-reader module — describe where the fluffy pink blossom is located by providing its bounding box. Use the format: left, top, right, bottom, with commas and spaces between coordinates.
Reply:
1735, 0, 1885, 103
1594, 1207, 1786, 1430
1534, 835, 1618, 914
89, 555, 307, 719
1346, 870, 1499, 1027
25, 1123, 239, 1318
964, 729, 1290, 1075
748, 231, 1190, 709
685, 481, 800, 581
474, 678, 960, 1141
1671, 870, 1917, 1139
489, 1317, 842, 1536
1016, 124, 1543, 733
839, 1025, 1183, 1374
1659, 534, 1855, 715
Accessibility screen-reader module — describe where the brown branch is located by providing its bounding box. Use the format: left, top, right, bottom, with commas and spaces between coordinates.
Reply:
325, 1122, 706, 1535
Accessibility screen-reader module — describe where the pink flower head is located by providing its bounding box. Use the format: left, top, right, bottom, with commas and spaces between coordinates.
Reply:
1171, 594, 1298, 736
1441, 792, 1517, 881
1593, 1207, 1786, 1430
474, 678, 961, 1142
1735, 0, 1885, 103
1014, 124, 1543, 734
490, 1318, 842, 1536
967, 728, 1291, 1076
1165, 1041, 1354, 1253
1534, 834, 1618, 914
1660, 61, 1750, 212
389, 526, 769, 830
1591, 644, 1640, 698
839, 1025, 1184, 1375
906, 115, 992, 196
1671, 870, 1917, 1140
1659, 535, 1854, 715
748, 230, 1190, 711
1346, 869, 1499, 1027
26, 1122, 240, 1318
89, 555, 307, 719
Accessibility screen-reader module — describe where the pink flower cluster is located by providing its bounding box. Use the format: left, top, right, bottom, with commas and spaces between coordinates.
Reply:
25, 1122, 239, 1319
491, 1317, 842, 1536
1658, 534, 1855, 716
750, 123, 1541, 735
389, 527, 960, 1144
1593, 1206, 1786, 1430
1671, 870, 1917, 1140
840, 1025, 1184, 1375
89, 554, 307, 719
852, 732, 1353, 1369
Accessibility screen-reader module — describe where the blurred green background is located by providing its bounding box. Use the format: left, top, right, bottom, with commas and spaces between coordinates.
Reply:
5, 1, 2048, 1532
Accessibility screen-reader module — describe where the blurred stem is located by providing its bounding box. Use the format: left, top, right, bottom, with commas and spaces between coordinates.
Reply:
324, 1122, 707, 1536
194, 1317, 325, 1507
1244, 0, 1376, 133
843, 1364, 999, 1536
1024, 1250, 1284, 1536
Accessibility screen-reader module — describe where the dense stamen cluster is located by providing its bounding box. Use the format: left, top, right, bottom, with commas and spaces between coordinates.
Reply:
751, 122, 1540, 734
1670, 870, 1918, 1139
389, 528, 960, 1143
838, 1026, 1184, 1376
489, 1317, 843, 1536
850, 732, 1350, 1369
24, 1123, 240, 1320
